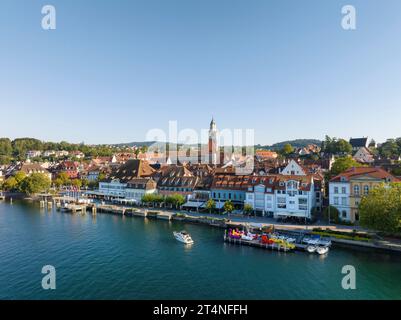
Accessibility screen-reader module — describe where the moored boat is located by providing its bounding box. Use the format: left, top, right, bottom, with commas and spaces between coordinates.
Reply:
306, 245, 317, 253
316, 246, 329, 255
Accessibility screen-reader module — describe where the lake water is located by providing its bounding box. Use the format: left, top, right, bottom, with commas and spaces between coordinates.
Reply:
0, 201, 400, 300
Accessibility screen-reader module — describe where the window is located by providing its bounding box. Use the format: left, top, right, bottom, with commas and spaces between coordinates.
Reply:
277, 197, 286, 208
342, 187, 346, 194
341, 197, 347, 206
334, 187, 339, 194
342, 211, 347, 218
353, 185, 360, 196
299, 198, 307, 210
334, 197, 339, 205
364, 185, 369, 195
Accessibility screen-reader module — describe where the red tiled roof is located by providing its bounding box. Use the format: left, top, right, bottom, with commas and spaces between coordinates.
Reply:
330, 167, 398, 182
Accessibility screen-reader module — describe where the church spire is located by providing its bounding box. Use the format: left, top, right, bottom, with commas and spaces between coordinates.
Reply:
210, 117, 216, 130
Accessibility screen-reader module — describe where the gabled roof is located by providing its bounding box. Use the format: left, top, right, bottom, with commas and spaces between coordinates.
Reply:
107, 159, 155, 183
330, 167, 398, 183
20, 163, 50, 174
349, 137, 368, 148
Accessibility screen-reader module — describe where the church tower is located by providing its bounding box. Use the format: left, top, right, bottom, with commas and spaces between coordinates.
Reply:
208, 117, 218, 165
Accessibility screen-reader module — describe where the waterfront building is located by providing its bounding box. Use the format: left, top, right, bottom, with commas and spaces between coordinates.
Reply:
329, 167, 398, 222
125, 178, 157, 202
243, 159, 322, 219
210, 168, 249, 209
181, 165, 214, 210
156, 165, 199, 197
244, 174, 318, 219
84, 166, 101, 182
18, 163, 52, 180
90, 159, 156, 199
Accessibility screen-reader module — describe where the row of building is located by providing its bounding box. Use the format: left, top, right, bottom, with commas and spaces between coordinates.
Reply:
2, 120, 400, 224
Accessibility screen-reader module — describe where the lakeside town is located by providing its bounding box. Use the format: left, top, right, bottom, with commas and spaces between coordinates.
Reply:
1, 119, 401, 247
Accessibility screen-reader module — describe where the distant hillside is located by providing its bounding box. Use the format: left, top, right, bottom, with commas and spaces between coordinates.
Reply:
116, 139, 322, 150
256, 139, 322, 151
113, 141, 157, 147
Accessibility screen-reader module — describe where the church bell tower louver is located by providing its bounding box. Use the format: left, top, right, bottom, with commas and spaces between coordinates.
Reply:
208, 117, 218, 165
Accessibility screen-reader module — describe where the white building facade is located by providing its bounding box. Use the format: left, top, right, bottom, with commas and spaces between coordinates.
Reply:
328, 179, 351, 221
91, 178, 157, 201
245, 178, 316, 220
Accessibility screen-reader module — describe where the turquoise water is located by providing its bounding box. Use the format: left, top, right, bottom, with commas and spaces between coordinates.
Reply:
0, 201, 400, 300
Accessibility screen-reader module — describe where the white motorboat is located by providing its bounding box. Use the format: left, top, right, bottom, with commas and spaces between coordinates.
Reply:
316, 246, 329, 255
317, 238, 332, 247
173, 231, 194, 244
241, 232, 256, 241
306, 245, 317, 253
286, 237, 296, 243
303, 237, 320, 246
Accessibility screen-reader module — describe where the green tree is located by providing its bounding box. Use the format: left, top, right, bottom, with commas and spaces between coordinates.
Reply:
379, 139, 400, 158
359, 183, 401, 233
0, 138, 12, 156
243, 203, 253, 215
142, 193, 164, 206
57, 172, 71, 186
323, 205, 341, 224
223, 200, 234, 214
281, 143, 294, 156
81, 178, 89, 188
330, 156, 363, 177
205, 199, 216, 213
19, 173, 51, 195
11, 138, 43, 159
3, 177, 18, 191
321, 136, 352, 155
71, 179, 82, 189
166, 194, 185, 209
97, 173, 106, 182
14, 171, 26, 184
336, 139, 353, 155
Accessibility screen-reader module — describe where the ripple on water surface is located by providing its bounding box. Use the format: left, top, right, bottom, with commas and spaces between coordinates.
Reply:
0, 201, 400, 299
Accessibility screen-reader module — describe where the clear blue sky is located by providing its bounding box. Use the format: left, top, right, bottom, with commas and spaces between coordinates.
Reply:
1, 0, 401, 145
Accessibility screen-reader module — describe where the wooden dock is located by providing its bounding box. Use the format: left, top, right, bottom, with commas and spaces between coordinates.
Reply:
61, 204, 87, 213
97, 204, 126, 215
224, 234, 292, 252
131, 209, 148, 217
157, 212, 173, 221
